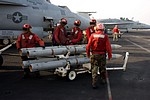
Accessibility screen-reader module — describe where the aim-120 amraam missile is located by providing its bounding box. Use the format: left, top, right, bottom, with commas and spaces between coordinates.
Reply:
20, 44, 87, 56
27, 46, 85, 58
28, 54, 122, 72
29, 57, 89, 72
20, 44, 121, 58
22, 55, 84, 68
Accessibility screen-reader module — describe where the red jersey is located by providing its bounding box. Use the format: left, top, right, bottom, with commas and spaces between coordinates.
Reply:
86, 26, 95, 41
16, 32, 44, 49
70, 27, 82, 44
113, 27, 119, 33
54, 25, 68, 45
86, 31, 112, 59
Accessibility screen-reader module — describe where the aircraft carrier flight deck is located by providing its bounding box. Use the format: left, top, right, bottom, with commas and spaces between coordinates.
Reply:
0, 30, 150, 100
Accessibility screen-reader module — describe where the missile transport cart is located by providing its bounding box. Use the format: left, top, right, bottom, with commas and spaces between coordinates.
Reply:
21, 45, 129, 81
51, 52, 129, 81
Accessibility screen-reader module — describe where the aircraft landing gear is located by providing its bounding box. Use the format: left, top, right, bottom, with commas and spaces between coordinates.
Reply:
0, 55, 3, 66
0, 39, 10, 45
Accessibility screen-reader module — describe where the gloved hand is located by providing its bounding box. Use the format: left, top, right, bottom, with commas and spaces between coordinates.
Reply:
17, 48, 22, 55
42, 46, 45, 49
87, 54, 90, 58
65, 40, 70, 45
69, 40, 72, 43
17, 48, 20, 52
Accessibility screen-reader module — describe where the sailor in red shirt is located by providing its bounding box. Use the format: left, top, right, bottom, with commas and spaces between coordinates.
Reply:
53, 18, 69, 45
16, 24, 45, 78
112, 25, 120, 41
85, 19, 96, 42
86, 23, 112, 89
16, 24, 45, 49
69, 20, 82, 45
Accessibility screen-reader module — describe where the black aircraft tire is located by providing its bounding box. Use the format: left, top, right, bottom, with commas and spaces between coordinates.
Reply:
2, 39, 10, 45
0, 55, 3, 66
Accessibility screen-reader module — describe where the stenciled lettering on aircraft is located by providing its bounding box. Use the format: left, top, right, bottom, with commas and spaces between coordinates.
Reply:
0, 30, 14, 37
7, 12, 28, 23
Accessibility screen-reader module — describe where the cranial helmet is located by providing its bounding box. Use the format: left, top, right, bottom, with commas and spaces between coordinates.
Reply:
23, 24, 32, 29
60, 18, 67, 25
74, 20, 81, 26
90, 19, 96, 25
96, 23, 105, 30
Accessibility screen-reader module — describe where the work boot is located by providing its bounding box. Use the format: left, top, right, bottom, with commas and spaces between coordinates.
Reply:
92, 84, 98, 89
92, 79, 98, 89
22, 72, 30, 79
100, 72, 106, 84
34, 71, 41, 78
100, 76, 106, 84
22, 68, 30, 79
101, 78, 106, 84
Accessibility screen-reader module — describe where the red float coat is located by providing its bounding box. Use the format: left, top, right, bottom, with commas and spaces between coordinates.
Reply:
54, 25, 68, 45
70, 27, 82, 44
86, 26, 95, 41
86, 31, 112, 59
16, 32, 44, 49
113, 27, 119, 33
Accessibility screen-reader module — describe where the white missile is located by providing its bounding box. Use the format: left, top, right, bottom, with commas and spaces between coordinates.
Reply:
111, 44, 122, 49
20, 44, 121, 56
22, 57, 58, 68
19, 46, 59, 56
26, 44, 121, 58
110, 53, 122, 59
27, 46, 86, 58
29, 57, 90, 72
20, 45, 86, 56
22, 55, 84, 68
29, 54, 122, 72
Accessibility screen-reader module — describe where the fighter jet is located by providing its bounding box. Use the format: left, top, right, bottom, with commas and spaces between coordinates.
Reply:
97, 18, 150, 33
0, 0, 90, 45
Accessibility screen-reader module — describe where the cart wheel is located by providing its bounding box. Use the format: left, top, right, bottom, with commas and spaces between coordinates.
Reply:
0, 55, 3, 66
67, 70, 76, 81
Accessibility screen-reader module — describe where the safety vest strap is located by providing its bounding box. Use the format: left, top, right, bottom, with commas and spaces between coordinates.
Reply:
22, 34, 33, 40
90, 28, 94, 33
75, 30, 79, 34
60, 29, 64, 33
22, 35, 25, 39
29, 35, 33, 40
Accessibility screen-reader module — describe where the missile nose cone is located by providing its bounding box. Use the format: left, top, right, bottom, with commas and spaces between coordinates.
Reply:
111, 44, 122, 49
107, 54, 123, 59
113, 54, 122, 59
116, 44, 122, 48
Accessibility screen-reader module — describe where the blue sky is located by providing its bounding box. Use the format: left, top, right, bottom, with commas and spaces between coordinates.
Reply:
50, 0, 150, 25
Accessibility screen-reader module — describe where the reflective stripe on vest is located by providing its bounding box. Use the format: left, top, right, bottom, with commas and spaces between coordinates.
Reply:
93, 34, 105, 38
75, 30, 78, 34
22, 35, 33, 40
29, 35, 33, 40
90, 28, 94, 33
60, 29, 64, 33
22, 35, 25, 39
